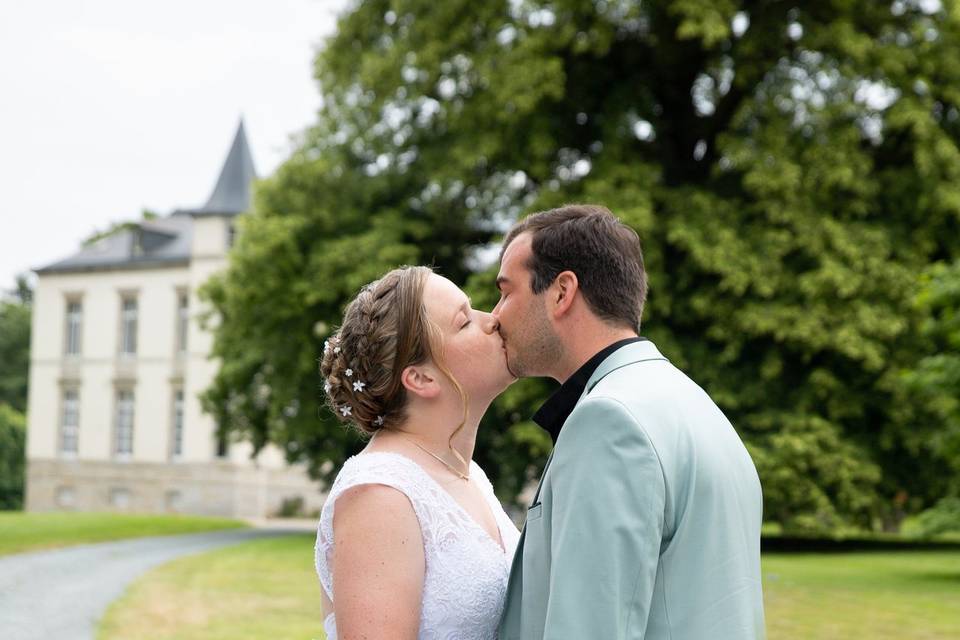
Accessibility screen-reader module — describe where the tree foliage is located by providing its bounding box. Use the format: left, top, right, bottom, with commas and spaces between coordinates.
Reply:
0, 275, 32, 414
905, 259, 960, 497
0, 404, 26, 510
0, 276, 31, 510
81, 209, 159, 247
202, 0, 960, 532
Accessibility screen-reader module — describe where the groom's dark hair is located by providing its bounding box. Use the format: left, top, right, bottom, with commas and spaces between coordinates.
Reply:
501, 204, 648, 331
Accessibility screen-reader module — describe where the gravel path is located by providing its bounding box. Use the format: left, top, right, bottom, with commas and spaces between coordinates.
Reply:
0, 527, 307, 640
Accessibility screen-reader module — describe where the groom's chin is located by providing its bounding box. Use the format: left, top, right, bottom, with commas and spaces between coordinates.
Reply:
497, 358, 518, 386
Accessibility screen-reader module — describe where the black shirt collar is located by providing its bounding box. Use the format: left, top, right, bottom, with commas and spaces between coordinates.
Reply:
532, 337, 647, 443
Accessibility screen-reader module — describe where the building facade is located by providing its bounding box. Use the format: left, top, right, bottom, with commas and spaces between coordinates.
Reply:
25, 122, 325, 518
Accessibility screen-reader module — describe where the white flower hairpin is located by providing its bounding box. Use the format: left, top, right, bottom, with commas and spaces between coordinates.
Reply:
374, 415, 384, 426
323, 380, 331, 393
339, 405, 352, 417
345, 368, 353, 377
327, 336, 342, 354
353, 380, 366, 392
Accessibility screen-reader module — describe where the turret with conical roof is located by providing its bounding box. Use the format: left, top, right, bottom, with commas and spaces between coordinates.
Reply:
35, 118, 259, 274
193, 119, 258, 216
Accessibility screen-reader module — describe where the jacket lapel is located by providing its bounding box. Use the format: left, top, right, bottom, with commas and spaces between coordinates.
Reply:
524, 342, 668, 510
529, 449, 555, 507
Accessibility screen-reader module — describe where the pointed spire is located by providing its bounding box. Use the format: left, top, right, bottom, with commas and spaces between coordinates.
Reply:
199, 118, 257, 215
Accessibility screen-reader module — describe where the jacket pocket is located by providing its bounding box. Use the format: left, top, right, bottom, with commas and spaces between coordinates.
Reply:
526, 502, 543, 522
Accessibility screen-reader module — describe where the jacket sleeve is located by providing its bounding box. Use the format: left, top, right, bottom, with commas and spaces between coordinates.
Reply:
541, 396, 666, 640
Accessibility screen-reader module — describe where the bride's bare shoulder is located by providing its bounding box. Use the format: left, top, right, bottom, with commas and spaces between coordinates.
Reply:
335, 481, 414, 522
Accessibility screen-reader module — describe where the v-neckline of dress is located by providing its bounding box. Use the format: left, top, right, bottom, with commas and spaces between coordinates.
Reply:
358, 450, 507, 554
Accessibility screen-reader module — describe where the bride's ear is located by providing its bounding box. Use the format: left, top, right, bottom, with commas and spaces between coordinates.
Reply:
401, 364, 441, 399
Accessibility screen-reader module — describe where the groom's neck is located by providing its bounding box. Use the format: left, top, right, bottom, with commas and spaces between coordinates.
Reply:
552, 324, 639, 383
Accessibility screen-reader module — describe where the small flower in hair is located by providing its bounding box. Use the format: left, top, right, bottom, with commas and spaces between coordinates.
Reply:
323, 340, 330, 354
339, 405, 352, 417
334, 345, 341, 354
323, 380, 331, 393
353, 380, 366, 392
345, 368, 353, 377
374, 415, 384, 426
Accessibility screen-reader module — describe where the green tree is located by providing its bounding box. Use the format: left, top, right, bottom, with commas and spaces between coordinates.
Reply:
905, 260, 960, 497
0, 404, 26, 510
0, 275, 32, 414
82, 209, 159, 247
202, 0, 960, 531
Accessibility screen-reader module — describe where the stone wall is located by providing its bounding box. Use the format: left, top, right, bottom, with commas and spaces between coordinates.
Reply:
25, 458, 326, 519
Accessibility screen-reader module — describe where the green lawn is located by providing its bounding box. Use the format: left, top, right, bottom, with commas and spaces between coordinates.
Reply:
0, 511, 247, 556
763, 551, 960, 639
97, 533, 960, 640
98, 534, 324, 640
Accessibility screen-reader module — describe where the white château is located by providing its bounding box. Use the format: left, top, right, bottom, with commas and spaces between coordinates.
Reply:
25, 121, 324, 518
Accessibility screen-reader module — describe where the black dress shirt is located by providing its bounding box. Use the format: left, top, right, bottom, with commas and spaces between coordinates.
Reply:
532, 337, 647, 443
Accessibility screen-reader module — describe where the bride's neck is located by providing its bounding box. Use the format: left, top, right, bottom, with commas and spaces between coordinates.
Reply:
392, 398, 491, 464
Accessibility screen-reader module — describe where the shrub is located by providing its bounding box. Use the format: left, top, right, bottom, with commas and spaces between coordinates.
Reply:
916, 497, 960, 537
0, 404, 26, 510
276, 496, 305, 518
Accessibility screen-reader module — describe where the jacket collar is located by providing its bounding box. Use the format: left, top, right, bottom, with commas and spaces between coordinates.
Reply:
581, 339, 669, 398
532, 337, 646, 443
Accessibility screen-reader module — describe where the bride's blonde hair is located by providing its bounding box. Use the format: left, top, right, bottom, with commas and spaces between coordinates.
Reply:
320, 266, 469, 462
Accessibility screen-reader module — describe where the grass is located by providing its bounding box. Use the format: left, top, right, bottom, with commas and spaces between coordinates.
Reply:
96, 533, 960, 640
97, 533, 324, 640
763, 551, 960, 639
0, 511, 247, 556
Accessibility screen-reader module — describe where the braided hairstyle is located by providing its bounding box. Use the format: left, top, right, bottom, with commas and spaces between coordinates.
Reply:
319, 266, 441, 436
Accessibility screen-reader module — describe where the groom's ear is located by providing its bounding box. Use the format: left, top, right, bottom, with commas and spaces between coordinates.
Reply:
551, 270, 578, 318
400, 364, 441, 399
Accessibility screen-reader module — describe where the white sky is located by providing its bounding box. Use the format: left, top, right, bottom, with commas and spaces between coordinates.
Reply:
0, 0, 350, 292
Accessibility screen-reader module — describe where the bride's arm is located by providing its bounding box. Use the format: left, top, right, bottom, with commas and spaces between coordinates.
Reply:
332, 483, 425, 640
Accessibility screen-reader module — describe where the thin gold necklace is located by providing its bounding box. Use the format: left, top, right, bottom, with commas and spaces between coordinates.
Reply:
396, 432, 470, 481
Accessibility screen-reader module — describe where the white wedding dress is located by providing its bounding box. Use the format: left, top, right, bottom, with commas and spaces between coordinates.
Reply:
315, 451, 521, 640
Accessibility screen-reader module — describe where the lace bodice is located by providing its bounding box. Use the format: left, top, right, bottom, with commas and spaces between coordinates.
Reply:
315, 452, 520, 640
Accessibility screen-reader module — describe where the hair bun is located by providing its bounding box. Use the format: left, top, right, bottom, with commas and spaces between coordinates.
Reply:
319, 267, 434, 436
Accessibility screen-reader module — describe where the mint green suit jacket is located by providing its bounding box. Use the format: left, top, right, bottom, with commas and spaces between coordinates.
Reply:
499, 341, 765, 639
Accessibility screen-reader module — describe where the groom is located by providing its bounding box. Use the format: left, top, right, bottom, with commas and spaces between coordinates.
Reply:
493, 205, 766, 639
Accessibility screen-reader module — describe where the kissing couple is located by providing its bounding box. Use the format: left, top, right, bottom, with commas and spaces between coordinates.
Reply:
314, 204, 766, 639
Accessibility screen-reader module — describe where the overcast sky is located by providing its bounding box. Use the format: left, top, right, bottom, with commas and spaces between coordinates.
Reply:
0, 0, 349, 293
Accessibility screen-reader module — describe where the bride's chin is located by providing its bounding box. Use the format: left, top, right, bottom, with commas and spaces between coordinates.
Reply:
496, 362, 517, 391
475, 363, 515, 396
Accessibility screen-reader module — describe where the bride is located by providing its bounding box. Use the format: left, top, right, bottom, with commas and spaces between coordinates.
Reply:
315, 266, 521, 639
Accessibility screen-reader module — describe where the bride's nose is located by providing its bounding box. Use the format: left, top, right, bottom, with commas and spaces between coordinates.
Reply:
479, 311, 499, 334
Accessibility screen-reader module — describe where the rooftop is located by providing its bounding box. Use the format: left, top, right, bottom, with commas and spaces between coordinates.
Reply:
36, 120, 257, 275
